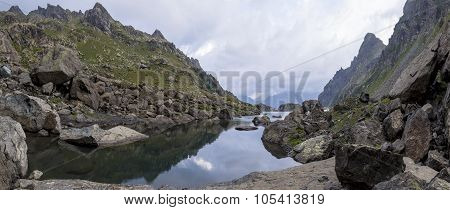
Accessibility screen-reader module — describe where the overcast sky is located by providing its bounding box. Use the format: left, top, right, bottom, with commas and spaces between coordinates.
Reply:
0, 0, 407, 100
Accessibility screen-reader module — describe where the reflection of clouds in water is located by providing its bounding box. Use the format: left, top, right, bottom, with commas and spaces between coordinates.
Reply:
192, 157, 214, 171
178, 156, 214, 171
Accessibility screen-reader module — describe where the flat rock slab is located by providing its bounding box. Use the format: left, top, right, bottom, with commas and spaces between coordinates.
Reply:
15, 179, 152, 190
235, 126, 258, 131
60, 125, 149, 147
202, 158, 341, 190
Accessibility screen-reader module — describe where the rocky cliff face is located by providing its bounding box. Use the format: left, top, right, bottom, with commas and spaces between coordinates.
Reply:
319, 33, 385, 107
320, 0, 450, 105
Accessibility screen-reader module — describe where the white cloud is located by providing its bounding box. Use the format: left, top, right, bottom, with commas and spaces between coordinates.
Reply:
191, 157, 213, 171
1, 0, 407, 100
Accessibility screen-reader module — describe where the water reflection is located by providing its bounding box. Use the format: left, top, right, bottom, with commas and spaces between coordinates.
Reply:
27, 112, 298, 188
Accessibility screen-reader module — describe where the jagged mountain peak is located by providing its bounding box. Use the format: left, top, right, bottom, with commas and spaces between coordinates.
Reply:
8, 6, 24, 15
152, 29, 166, 40
84, 2, 114, 34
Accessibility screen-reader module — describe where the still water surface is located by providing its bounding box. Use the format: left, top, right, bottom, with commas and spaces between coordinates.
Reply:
27, 112, 298, 188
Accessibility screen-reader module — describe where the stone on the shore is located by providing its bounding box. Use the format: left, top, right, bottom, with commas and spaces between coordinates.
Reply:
335, 145, 405, 189
60, 124, 148, 147
0, 93, 61, 133
252, 115, 270, 126
0, 116, 28, 190
31, 45, 82, 85
293, 135, 334, 164
373, 172, 426, 190
402, 109, 432, 162
15, 179, 153, 190
235, 125, 258, 131
0, 65, 11, 78
28, 170, 43, 180
403, 157, 438, 184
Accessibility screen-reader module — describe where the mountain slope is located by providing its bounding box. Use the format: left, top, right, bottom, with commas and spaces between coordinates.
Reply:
0, 3, 258, 125
320, 0, 450, 105
319, 33, 386, 107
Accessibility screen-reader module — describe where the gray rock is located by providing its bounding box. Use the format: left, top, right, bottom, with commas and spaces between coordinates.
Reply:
425, 150, 448, 172
252, 115, 270, 126
350, 119, 386, 147
426, 178, 450, 190
302, 100, 322, 113
18, 73, 31, 85
278, 103, 302, 112
0, 31, 21, 64
0, 116, 28, 190
235, 126, 258, 131
70, 77, 100, 110
60, 124, 148, 147
387, 98, 402, 113
15, 179, 152, 190
57, 109, 71, 115
37, 129, 49, 137
84, 3, 114, 34
0, 93, 61, 133
41, 82, 54, 95
373, 172, 426, 190
28, 170, 43, 180
359, 92, 370, 103
383, 109, 404, 141
335, 145, 405, 189
381, 142, 392, 151
392, 138, 406, 154
31, 45, 82, 85
389, 36, 438, 102
0, 65, 12, 78
404, 157, 438, 184
437, 168, 450, 182
421, 103, 433, 119
293, 135, 334, 164
402, 109, 432, 162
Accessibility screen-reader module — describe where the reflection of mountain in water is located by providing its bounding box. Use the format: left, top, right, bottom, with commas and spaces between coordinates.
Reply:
27, 120, 235, 184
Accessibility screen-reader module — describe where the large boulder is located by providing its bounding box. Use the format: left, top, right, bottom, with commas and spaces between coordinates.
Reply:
293, 135, 334, 164
278, 103, 302, 112
373, 172, 426, 190
402, 109, 432, 162
70, 77, 100, 110
252, 115, 270, 126
350, 119, 386, 147
0, 93, 61, 133
262, 120, 297, 145
60, 124, 148, 147
0, 66, 11, 78
335, 145, 405, 189
383, 109, 404, 141
389, 34, 439, 102
31, 45, 82, 85
302, 100, 322, 113
0, 116, 28, 190
425, 150, 448, 172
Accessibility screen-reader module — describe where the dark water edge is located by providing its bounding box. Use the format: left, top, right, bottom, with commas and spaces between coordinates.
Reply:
27, 112, 299, 188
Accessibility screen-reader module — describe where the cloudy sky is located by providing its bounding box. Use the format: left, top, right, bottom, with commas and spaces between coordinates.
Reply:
0, 0, 407, 101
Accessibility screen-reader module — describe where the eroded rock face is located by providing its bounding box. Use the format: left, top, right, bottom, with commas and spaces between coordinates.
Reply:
0, 116, 28, 190
60, 124, 148, 147
383, 109, 404, 141
84, 3, 114, 34
31, 45, 82, 85
403, 109, 432, 162
293, 135, 334, 164
350, 119, 386, 147
70, 77, 100, 110
335, 145, 405, 189
0, 93, 61, 133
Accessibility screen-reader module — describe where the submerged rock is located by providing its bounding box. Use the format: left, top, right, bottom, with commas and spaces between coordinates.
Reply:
235, 125, 258, 131
335, 145, 405, 189
60, 124, 148, 147
0, 93, 61, 133
0, 116, 28, 190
